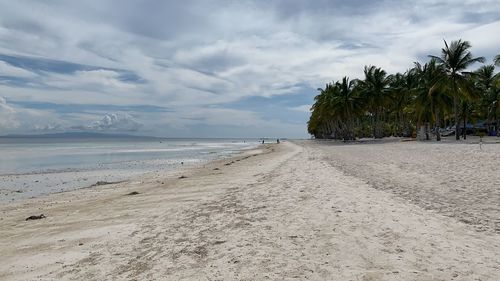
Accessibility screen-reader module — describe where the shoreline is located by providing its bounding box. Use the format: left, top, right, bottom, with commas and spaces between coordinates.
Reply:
0, 143, 276, 280
0, 143, 272, 220
0, 142, 260, 204
1, 141, 499, 280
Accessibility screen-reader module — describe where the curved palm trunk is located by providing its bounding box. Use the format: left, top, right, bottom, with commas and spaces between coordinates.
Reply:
463, 114, 467, 140
343, 107, 355, 141
496, 104, 500, 137
399, 111, 406, 137
435, 110, 441, 141
371, 113, 376, 138
321, 124, 329, 139
453, 81, 460, 140
373, 108, 384, 139
346, 118, 355, 141
497, 118, 500, 137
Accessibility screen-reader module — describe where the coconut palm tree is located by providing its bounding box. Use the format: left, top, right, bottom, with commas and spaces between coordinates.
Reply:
330, 77, 362, 140
308, 85, 334, 138
307, 39, 494, 140
387, 71, 417, 137
475, 65, 497, 90
359, 66, 391, 138
412, 59, 451, 141
429, 39, 485, 140
308, 78, 364, 140
475, 65, 500, 136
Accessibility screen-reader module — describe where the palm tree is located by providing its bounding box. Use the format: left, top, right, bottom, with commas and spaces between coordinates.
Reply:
330, 77, 362, 140
387, 71, 417, 137
359, 66, 391, 138
412, 59, 451, 141
475, 65, 497, 90
308, 78, 363, 140
475, 65, 500, 136
307, 39, 494, 141
429, 39, 485, 140
308, 85, 334, 138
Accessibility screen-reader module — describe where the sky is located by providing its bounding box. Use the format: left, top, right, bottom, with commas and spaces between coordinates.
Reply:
0, 0, 499, 138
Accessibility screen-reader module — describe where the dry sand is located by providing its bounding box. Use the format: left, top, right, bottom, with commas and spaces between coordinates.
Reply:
311, 137, 500, 233
1, 140, 499, 280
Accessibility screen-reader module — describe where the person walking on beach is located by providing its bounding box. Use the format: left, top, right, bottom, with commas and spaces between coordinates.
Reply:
277, 139, 280, 144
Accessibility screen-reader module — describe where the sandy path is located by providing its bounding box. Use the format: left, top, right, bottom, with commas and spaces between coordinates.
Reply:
1, 141, 499, 280
308, 139, 500, 234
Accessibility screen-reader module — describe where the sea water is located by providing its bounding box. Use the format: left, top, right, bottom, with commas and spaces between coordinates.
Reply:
0, 137, 258, 202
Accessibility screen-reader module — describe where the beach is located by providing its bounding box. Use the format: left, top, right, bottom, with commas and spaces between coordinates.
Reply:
1, 140, 500, 280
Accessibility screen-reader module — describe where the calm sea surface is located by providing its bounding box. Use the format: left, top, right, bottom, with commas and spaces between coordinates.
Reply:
0, 137, 258, 175
0, 137, 259, 202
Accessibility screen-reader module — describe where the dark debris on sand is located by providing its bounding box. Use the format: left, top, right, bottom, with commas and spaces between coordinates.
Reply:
25, 214, 46, 221
92, 181, 120, 187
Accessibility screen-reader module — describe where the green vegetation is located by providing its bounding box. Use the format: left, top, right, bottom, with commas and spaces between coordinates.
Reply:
308, 40, 500, 140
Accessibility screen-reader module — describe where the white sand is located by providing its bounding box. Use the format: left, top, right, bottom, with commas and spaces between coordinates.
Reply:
311, 137, 500, 233
1, 141, 499, 280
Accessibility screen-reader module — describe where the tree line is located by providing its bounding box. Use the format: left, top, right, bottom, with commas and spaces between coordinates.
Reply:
308, 39, 500, 141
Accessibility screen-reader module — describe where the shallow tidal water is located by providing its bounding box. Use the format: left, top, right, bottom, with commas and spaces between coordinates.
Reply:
0, 137, 258, 202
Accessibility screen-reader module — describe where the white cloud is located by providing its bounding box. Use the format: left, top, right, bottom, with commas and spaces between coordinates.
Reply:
0, 1, 498, 137
0, 97, 21, 130
45, 69, 138, 92
88, 113, 142, 131
33, 123, 64, 132
0, 97, 60, 133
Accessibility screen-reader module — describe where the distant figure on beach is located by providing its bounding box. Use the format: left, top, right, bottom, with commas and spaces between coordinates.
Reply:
277, 139, 280, 144
262, 139, 264, 144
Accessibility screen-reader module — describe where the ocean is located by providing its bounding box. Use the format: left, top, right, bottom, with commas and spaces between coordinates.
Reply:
0, 137, 259, 202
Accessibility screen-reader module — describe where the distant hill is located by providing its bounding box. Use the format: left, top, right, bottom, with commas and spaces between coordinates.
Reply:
0, 132, 160, 139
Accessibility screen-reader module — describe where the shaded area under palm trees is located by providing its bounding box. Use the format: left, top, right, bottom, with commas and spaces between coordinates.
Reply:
308, 39, 500, 141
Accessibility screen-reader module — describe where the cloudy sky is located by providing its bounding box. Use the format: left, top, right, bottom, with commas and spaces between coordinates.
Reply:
0, 0, 499, 138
